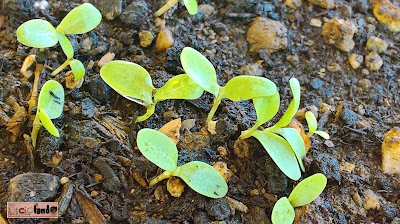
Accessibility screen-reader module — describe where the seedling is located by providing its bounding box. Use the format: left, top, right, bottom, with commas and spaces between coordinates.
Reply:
180, 47, 278, 124
136, 128, 228, 198
271, 173, 327, 224
16, 3, 101, 84
154, 0, 198, 17
31, 80, 64, 147
238, 78, 329, 180
100, 60, 204, 122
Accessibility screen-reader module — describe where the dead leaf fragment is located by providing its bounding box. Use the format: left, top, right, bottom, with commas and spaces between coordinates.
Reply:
74, 189, 107, 224
98, 52, 115, 68
287, 118, 311, 153
6, 103, 27, 143
158, 118, 181, 144
65, 71, 84, 89
20, 55, 36, 81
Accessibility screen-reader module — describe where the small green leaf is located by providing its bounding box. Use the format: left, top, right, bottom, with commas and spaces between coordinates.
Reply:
180, 47, 220, 96
269, 78, 301, 130
273, 128, 306, 172
69, 59, 85, 81
315, 131, 330, 139
305, 111, 317, 137
288, 173, 327, 207
219, 76, 277, 101
253, 91, 280, 127
154, 74, 204, 102
137, 129, 178, 171
56, 3, 102, 34
182, 0, 198, 15
37, 80, 64, 119
271, 197, 295, 224
17, 19, 58, 48
252, 130, 301, 180
57, 32, 74, 59
100, 60, 154, 105
37, 108, 59, 137
174, 161, 228, 198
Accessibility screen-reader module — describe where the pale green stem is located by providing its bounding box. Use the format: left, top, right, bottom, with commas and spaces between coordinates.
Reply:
135, 103, 156, 122
154, 0, 180, 17
206, 97, 222, 123
31, 115, 42, 148
51, 59, 71, 76
239, 121, 262, 140
149, 170, 174, 187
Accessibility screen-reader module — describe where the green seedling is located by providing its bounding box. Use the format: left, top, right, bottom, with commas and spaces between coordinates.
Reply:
100, 60, 204, 122
180, 47, 278, 123
305, 111, 330, 139
137, 128, 228, 198
31, 80, 64, 147
271, 173, 327, 224
238, 78, 329, 180
17, 3, 101, 83
154, 0, 198, 17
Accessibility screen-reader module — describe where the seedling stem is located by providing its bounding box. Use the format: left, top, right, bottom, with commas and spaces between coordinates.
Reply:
51, 59, 71, 76
149, 170, 174, 187
154, 0, 179, 17
207, 97, 222, 123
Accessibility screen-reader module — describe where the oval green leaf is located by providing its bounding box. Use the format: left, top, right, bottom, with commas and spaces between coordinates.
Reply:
137, 129, 178, 171
69, 59, 85, 81
315, 131, 330, 139
17, 19, 58, 48
269, 78, 300, 130
252, 130, 301, 180
271, 197, 295, 224
183, 0, 198, 15
37, 108, 59, 137
254, 91, 280, 127
305, 111, 317, 137
174, 161, 228, 198
154, 74, 204, 102
220, 76, 277, 101
180, 47, 220, 96
288, 173, 327, 207
100, 60, 154, 105
57, 32, 74, 59
273, 128, 306, 172
37, 80, 64, 119
56, 3, 102, 34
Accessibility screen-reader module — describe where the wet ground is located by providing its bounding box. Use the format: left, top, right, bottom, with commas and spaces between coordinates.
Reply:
1, 0, 400, 223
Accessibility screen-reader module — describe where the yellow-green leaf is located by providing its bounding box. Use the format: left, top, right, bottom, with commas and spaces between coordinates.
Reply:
252, 130, 301, 180
57, 31, 74, 59
273, 128, 306, 172
37, 80, 64, 119
17, 19, 58, 48
174, 161, 228, 198
69, 59, 85, 80
182, 0, 198, 15
137, 129, 178, 171
154, 74, 204, 102
288, 173, 327, 207
37, 108, 59, 137
219, 76, 277, 101
100, 60, 154, 105
271, 197, 295, 224
180, 47, 220, 96
56, 3, 102, 34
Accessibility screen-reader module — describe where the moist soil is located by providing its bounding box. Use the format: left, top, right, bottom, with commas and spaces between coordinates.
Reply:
1, 0, 400, 223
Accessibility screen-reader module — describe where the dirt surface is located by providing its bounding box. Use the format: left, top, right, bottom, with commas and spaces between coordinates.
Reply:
1, 0, 400, 223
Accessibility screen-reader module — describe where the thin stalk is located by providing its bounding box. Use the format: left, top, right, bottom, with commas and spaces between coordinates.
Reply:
206, 97, 222, 123
28, 64, 43, 121
154, 0, 180, 17
239, 121, 261, 140
31, 115, 42, 148
51, 59, 71, 76
149, 170, 174, 187
136, 103, 156, 122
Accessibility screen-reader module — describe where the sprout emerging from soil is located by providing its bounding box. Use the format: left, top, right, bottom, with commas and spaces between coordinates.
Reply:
100, 60, 204, 122
180, 47, 277, 123
137, 128, 228, 198
154, 0, 198, 17
16, 3, 101, 84
239, 78, 329, 180
31, 80, 64, 148
272, 173, 327, 224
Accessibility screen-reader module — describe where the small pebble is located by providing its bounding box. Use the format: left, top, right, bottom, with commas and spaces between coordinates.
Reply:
208, 120, 217, 134
361, 68, 370, 75
182, 119, 196, 131
307, 0, 334, 9
373, 0, 400, 32
284, 0, 302, 8
366, 36, 388, 53
382, 127, 400, 174
52, 151, 62, 166
233, 139, 250, 159
167, 176, 185, 197
156, 29, 174, 52
348, 54, 363, 69
213, 162, 233, 182
352, 192, 362, 206
363, 189, 381, 210
327, 63, 341, 72
94, 173, 104, 183
217, 146, 228, 157
139, 31, 154, 48
59, 177, 69, 185
322, 18, 357, 52
365, 51, 383, 71
310, 18, 322, 27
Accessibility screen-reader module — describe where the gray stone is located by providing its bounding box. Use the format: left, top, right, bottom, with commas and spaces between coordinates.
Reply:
120, 1, 149, 29
89, 0, 123, 20
206, 198, 231, 220
8, 173, 59, 202
311, 153, 341, 183
81, 98, 96, 118
93, 157, 121, 192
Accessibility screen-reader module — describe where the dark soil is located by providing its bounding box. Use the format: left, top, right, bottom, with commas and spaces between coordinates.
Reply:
1, 0, 400, 223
